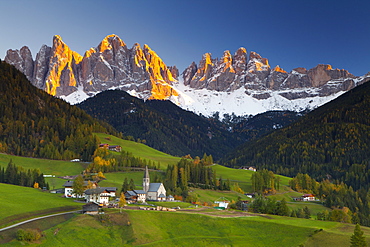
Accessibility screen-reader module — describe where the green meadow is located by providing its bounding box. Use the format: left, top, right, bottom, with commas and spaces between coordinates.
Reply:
0, 183, 80, 228
94, 133, 181, 167
3, 210, 370, 246
0, 153, 85, 176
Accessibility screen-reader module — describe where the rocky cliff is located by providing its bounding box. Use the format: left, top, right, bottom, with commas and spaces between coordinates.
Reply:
182, 48, 364, 101
5, 34, 178, 101
4, 36, 370, 117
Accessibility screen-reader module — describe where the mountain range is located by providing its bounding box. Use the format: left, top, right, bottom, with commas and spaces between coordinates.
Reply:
5, 34, 370, 117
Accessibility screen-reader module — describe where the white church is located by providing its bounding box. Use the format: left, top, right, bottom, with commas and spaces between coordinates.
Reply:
125, 166, 173, 203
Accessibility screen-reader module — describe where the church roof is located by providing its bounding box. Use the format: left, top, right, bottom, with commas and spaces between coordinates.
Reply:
125, 191, 136, 196
158, 193, 166, 198
133, 190, 146, 194
148, 183, 163, 192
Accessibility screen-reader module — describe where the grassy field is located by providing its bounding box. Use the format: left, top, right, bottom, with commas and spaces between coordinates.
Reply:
212, 164, 292, 193
94, 133, 181, 168
0, 183, 81, 227
189, 188, 249, 205
0, 153, 86, 176
4, 210, 369, 246
99, 171, 147, 189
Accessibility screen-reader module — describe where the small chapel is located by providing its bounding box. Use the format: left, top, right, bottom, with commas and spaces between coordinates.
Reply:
125, 166, 169, 203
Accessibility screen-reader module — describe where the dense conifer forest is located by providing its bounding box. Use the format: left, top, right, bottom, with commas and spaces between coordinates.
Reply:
77, 90, 245, 160
77, 90, 301, 160
0, 61, 118, 161
221, 79, 370, 188
221, 79, 370, 226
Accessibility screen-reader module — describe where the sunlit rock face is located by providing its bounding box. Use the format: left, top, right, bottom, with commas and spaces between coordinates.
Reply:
5, 34, 179, 100
182, 48, 359, 100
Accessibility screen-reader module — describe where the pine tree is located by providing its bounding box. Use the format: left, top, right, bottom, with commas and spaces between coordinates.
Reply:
121, 177, 129, 193
350, 224, 367, 247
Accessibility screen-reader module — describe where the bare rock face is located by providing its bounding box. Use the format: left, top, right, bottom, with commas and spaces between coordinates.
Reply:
168, 65, 179, 79
182, 48, 360, 100
33, 45, 51, 89
5, 46, 34, 81
5, 34, 179, 101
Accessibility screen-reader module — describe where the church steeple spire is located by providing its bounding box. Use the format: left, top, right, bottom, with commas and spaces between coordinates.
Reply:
143, 166, 150, 192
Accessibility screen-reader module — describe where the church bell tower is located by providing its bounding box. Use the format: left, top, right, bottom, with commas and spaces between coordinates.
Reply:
143, 166, 150, 192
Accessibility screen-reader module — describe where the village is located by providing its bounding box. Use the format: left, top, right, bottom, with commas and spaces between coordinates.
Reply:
59, 144, 319, 216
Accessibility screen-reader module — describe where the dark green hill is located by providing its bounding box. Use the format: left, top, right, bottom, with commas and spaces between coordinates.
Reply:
0, 60, 117, 161
221, 79, 370, 190
77, 90, 246, 160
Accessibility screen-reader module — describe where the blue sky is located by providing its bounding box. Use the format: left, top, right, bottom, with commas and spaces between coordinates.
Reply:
1, 0, 369, 76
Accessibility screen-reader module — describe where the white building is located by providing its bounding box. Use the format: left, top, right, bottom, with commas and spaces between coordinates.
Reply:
125, 166, 169, 202
85, 187, 117, 205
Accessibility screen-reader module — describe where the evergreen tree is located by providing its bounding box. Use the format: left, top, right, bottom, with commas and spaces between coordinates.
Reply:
129, 178, 135, 190
121, 177, 129, 193
350, 224, 367, 247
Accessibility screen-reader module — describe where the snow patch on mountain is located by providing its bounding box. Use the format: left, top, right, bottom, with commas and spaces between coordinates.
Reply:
169, 79, 347, 117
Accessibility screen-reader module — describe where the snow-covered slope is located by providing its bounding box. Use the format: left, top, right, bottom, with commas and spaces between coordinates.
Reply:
5, 35, 370, 117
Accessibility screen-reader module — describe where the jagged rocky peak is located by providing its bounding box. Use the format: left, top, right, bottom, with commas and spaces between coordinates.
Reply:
247, 51, 270, 73
4, 34, 180, 101
4, 46, 34, 81
232, 47, 248, 74
45, 35, 82, 96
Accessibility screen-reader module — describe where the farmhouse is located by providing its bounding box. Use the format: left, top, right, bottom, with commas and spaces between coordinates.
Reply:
239, 166, 257, 172
99, 143, 122, 152
292, 194, 318, 202
125, 166, 169, 203
63, 180, 98, 198
214, 197, 230, 210
302, 194, 316, 201
82, 202, 100, 215
85, 187, 117, 205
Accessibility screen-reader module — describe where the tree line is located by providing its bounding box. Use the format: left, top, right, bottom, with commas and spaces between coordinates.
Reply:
0, 159, 48, 189
290, 173, 370, 226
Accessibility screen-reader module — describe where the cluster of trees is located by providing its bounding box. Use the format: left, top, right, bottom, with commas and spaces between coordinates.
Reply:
248, 195, 311, 219
317, 208, 353, 224
289, 173, 319, 194
163, 154, 228, 199
120, 177, 136, 193
0, 61, 118, 161
86, 147, 160, 173
289, 173, 370, 226
248, 195, 311, 218
0, 160, 48, 189
251, 169, 280, 194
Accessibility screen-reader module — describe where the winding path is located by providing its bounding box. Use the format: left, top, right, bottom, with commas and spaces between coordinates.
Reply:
0, 210, 80, 232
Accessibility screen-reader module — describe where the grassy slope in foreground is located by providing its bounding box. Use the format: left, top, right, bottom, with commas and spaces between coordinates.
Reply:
95, 133, 181, 168
6, 210, 370, 247
0, 183, 80, 227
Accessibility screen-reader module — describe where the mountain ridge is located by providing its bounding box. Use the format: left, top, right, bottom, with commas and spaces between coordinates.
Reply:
4, 35, 370, 117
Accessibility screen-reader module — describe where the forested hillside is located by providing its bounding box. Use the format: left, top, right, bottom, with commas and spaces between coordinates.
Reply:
78, 90, 244, 160
0, 61, 117, 161
221, 79, 370, 190
78, 90, 302, 160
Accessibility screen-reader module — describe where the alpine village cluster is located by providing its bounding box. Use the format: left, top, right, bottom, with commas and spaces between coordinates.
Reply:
0, 32, 369, 246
